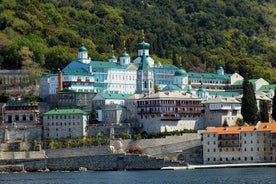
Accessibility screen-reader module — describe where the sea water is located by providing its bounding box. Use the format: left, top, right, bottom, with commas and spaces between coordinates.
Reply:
0, 167, 275, 184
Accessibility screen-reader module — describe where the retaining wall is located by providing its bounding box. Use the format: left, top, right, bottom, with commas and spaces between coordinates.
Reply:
0, 154, 180, 172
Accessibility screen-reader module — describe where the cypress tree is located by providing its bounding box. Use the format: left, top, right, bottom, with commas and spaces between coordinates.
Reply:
260, 100, 269, 122
241, 78, 259, 125
172, 50, 178, 67
272, 89, 276, 121
90, 101, 98, 124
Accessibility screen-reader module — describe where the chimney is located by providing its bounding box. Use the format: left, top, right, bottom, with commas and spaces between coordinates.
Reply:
58, 68, 63, 91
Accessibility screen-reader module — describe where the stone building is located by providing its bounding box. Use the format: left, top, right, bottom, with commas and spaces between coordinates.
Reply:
202, 97, 242, 127
43, 109, 88, 140
2, 99, 40, 125
202, 122, 276, 164
57, 89, 96, 112
126, 91, 204, 133
92, 93, 131, 123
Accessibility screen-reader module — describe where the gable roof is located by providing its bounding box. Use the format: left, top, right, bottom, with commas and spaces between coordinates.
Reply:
257, 84, 276, 92
62, 61, 91, 76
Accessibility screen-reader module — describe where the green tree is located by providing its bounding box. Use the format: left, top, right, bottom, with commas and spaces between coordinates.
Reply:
0, 92, 9, 103
19, 46, 44, 83
90, 101, 98, 124
222, 119, 229, 127
241, 78, 259, 125
272, 89, 276, 121
260, 100, 269, 122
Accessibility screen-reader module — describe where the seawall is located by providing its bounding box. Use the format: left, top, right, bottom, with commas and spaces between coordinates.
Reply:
0, 154, 180, 172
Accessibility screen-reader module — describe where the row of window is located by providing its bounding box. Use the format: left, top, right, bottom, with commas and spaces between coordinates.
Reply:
207, 140, 272, 145
207, 147, 273, 152
141, 114, 201, 119
47, 122, 80, 126
46, 115, 81, 120
207, 156, 275, 162
138, 100, 201, 106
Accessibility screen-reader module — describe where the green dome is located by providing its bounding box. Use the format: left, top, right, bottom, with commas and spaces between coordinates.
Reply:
175, 69, 187, 76
109, 55, 116, 59
79, 46, 87, 52
138, 41, 150, 49
120, 52, 129, 57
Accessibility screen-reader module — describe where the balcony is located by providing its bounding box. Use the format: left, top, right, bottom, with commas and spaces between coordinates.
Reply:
161, 114, 181, 121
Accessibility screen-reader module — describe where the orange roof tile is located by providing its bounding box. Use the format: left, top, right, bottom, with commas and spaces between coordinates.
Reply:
257, 122, 276, 132
203, 126, 255, 134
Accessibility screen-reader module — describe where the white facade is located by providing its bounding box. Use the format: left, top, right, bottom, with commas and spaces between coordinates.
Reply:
202, 122, 276, 164
203, 97, 242, 127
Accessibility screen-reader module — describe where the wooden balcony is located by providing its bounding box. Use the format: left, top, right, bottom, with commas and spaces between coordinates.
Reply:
161, 114, 181, 121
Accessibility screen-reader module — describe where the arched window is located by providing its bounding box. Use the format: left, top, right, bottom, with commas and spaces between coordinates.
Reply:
144, 81, 147, 88
30, 114, 34, 121
22, 115, 26, 121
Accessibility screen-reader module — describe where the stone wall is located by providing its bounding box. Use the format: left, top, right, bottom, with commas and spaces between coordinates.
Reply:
87, 124, 131, 138
0, 154, 180, 172
111, 133, 201, 153
45, 146, 110, 158
0, 150, 46, 160
0, 126, 42, 144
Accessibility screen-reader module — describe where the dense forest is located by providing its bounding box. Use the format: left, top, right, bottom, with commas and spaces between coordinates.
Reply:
0, 0, 276, 82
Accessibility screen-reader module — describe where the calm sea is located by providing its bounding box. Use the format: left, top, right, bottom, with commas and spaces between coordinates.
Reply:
1, 167, 275, 184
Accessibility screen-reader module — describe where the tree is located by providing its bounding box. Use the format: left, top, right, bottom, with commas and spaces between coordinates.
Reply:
0, 92, 9, 103
90, 101, 98, 124
154, 84, 160, 93
241, 78, 259, 125
260, 100, 269, 122
272, 89, 276, 121
222, 119, 229, 127
19, 46, 44, 83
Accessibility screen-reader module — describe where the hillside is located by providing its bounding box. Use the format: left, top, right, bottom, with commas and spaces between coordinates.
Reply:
0, 0, 276, 82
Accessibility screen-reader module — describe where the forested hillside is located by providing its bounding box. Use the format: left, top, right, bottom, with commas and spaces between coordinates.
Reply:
0, 0, 276, 82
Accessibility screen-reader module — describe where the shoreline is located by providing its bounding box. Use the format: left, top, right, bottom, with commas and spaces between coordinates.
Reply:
161, 162, 276, 170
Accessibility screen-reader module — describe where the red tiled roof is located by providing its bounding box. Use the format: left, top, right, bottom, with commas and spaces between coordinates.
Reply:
203, 122, 276, 134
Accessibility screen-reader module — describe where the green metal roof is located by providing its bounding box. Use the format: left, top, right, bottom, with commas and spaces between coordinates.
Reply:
44, 108, 88, 115
109, 55, 116, 59
208, 91, 241, 97
97, 93, 131, 99
162, 84, 182, 91
91, 61, 129, 69
120, 51, 129, 57
175, 69, 187, 76
139, 52, 151, 70
79, 46, 87, 52
7, 99, 38, 106
62, 61, 92, 76
188, 72, 231, 80
232, 80, 243, 85
137, 40, 150, 49
249, 79, 259, 83
257, 84, 276, 92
